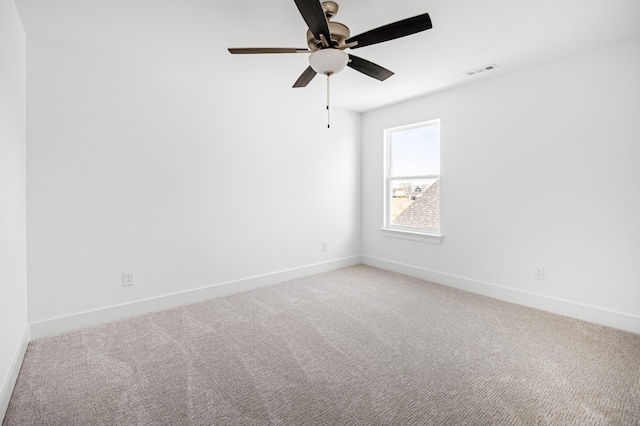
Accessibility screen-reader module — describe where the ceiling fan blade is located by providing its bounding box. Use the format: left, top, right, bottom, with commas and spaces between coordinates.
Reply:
346, 13, 432, 49
347, 55, 394, 81
293, 66, 317, 88
293, 0, 331, 42
228, 48, 310, 54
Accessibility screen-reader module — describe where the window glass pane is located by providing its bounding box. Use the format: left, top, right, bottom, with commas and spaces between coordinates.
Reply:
390, 178, 439, 229
390, 125, 440, 177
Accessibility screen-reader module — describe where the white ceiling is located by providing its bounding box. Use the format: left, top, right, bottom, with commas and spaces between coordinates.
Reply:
15, 0, 640, 112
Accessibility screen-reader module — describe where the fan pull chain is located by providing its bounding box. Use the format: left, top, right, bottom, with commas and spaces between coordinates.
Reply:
326, 73, 331, 129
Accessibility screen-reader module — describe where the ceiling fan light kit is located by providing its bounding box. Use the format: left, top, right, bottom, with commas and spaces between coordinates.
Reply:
228, 0, 432, 126
309, 48, 348, 75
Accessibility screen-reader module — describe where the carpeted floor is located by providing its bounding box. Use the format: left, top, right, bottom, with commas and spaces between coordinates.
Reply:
4, 265, 640, 425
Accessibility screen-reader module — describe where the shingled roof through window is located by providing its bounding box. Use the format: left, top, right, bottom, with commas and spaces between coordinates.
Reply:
393, 180, 440, 229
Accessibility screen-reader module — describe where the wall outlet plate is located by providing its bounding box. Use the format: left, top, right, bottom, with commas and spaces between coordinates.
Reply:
122, 271, 135, 287
534, 266, 544, 280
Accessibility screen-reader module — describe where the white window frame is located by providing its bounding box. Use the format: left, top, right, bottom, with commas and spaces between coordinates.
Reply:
382, 119, 442, 244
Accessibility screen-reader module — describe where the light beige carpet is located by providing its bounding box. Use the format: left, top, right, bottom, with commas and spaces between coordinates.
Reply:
4, 265, 640, 425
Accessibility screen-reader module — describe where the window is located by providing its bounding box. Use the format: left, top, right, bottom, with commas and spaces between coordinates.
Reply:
384, 120, 441, 240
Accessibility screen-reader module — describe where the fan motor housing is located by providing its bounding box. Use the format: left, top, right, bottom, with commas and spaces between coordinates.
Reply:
307, 21, 350, 51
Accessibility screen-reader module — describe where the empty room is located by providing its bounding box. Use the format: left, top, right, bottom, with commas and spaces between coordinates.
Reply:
1, 0, 639, 424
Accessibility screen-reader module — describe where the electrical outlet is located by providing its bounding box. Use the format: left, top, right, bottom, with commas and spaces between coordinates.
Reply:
122, 271, 135, 287
534, 266, 544, 280
322, 241, 328, 252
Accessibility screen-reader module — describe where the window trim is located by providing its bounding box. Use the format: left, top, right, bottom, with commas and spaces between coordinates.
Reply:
380, 228, 443, 244
383, 119, 442, 243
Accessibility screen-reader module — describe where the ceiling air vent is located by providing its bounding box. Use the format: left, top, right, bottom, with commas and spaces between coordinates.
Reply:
464, 63, 499, 76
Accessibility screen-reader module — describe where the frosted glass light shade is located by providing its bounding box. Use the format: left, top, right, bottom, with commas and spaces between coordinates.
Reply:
309, 49, 348, 75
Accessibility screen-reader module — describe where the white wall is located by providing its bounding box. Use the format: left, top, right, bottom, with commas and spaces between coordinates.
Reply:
19, 13, 640, 341
0, 0, 29, 418
361, 37, 640, 332
26, 36, 361, 326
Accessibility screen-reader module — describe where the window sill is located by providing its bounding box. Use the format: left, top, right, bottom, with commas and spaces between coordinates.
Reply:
380, 228, 443, 244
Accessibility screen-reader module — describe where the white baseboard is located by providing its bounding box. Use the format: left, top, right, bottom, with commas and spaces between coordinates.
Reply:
27, 254, 640, 340
0, 324, 29, 422
30, 256, 362, 340
362, 255, 640, 335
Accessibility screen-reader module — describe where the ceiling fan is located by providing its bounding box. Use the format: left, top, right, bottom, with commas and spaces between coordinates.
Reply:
228, 0, 432, 87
